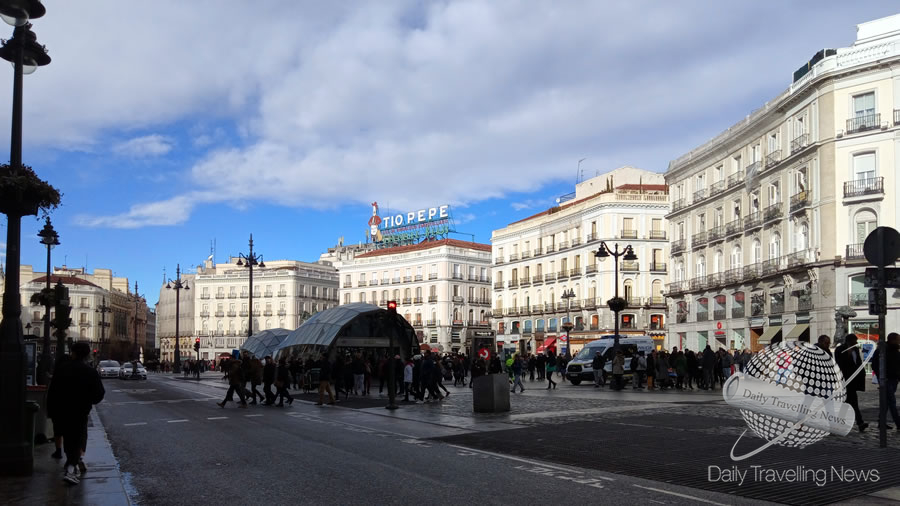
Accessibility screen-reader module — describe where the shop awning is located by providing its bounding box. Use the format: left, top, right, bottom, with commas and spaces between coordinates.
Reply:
784, 324, 809, 341
536, 337, 557, 354
758, 326, 782, 345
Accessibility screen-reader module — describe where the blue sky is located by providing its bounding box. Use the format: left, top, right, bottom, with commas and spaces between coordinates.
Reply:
2, 1, 898, 306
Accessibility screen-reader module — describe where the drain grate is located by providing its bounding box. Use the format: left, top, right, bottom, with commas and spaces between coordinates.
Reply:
432, 415, 900, 505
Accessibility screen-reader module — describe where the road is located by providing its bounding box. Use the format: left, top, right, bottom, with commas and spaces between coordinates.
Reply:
95, 374, 763, 505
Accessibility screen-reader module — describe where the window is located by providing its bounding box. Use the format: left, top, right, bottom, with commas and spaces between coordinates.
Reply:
696, 255, 706, 277
676, 262, 685, 282
732, 199, 741, 220
751, 144, 761, 163
732, 155, 741, 174
623, 217, 634, 233
714, 250, 723, 273
677, 221, 685, 240
796, 223, 809, 251
714, 208, 723, 227
855, 210, 877, 243
853, 152, 876, 181
731, 246, 742, 269
794, 167, 807, 193
652, 218, 662, 232
750, 191, 760, 213
714, 165, 723, 182
695, 173, 705, 190
358, 292, 365, 303
768, 181, 780, 204
769, 233, 781, 259
850, 274, 866, 305
697, 214, 706, 231
768, 132, 778, 153
795, 115, 805, 136
359, 273, 366, 283
752, 240, 762, 263
853, 92, 875, 118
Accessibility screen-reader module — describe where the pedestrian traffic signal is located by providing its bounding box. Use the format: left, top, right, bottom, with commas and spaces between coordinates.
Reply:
387, 300, 397, 314
194, 338, 201, 352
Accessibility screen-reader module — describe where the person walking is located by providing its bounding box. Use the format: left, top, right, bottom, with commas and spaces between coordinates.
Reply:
872, 332, 900, 430
701, 345, 716, 390
646, 350, 656, 390
612, 350, 625, 391
835, 334, 867, 432
655, 351, 669, 390
528, 354, 536, 382
592, 351, 605, 388
510, 354, 525, 393
351, 352, 366, 397
262, 356, 277, 405
47, 342, 105, 485
489, 354, 502, 375
248, 357, 265, 405
217, 359, 248, 408
722, 349, 734, 381
635, 351, 647, 390
315, 354, 336, 406
674, 351, 687, 390
274, 358, 293, 407
545, 352, 557, 389
470, 357, 486, 389
403, 357, 414, 402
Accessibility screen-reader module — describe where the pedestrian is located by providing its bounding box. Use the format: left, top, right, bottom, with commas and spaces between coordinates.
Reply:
436, 358, 451, 397
489, 354, 502, 375
274, 357, 293, 407
248, 357, 265, 405
592, 351, 605, 388
315, 354, 336, 406
872, 332, 900, 430
685, 349, 696, 390
217, 359, 248, 408
646, 350, 656, 390
511, 354, 525, 393
701, 345, 716, 390
835, 334, 868, 432
263, 356, 276, 405
655, 351, 669, 390
674, 351, 687, 390
403, 357, 414, 402
47, 342, 105, 485
630, 353, 640, 390
612, 350, 625, 390
352, 352, 366, 396
545, 352, 557, 389
528, 354, 536, 382
817, 334, 832, 357
536, 353, 545, 380
722, 349, 734, 380
635, 351, 647, 390
470, 356, 486, 389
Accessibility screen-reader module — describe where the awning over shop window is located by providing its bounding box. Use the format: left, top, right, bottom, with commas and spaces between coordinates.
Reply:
536, 337, 557, 354
784, 323, 810, 341
758, 326, 782, 345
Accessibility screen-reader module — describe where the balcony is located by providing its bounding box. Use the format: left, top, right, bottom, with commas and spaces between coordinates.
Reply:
402, 276, 411, 283
278, 309, 287, 316
708, 226, 725, 243
790, 133, 809, 154
508, 253, 519, 262
569, 268, 582, 278
428, 296, 438, 303
414, 275, 423, 282
710, 180, 726, 197
849, 293, 868, 307
693, 188, 707, 203
531, 304, 544, 314
691, 231, 707, 248
671, 199, 686, 213
507, 308, 519, 317
571, 238, 582, 247
412, 297, 423, 305
845, 243, 865, 261
451, 296, 463, 303
743, 263, 761, 280
533, 248, 543, 257
689, 277, 707, 291
798, 296, 813, 312
626, 297, 641, 307
745, 160, 761, 177
790, 190, 810, 212
413, 320, 423, 328
696, 311, 709, 322
532, 275, 543, 284
713, 309, 726, 321
545, 273, 557, 282
261, 310, 272, 316
200, 294, 210, 300
647, 296, 665, 307
215, 293, 225, 299
744, 212, 762, 230
586, 233, 598, 243
557, 241, 569, 251
494, 256, 505, 265
228, 293, 237, 299
724, 267, 742, 284
621, 261, 639, 272
545, 246, 555, 254
895, 109, 900, 126
787, 249, 812, 268
846, 113, 880, 134
215, 311, 225, 317
227, 311, 237, 317
666, 282, 685, 296
762, 258, 781, 276
493, 282, 504, 290
724, 218, 742, 237
428, 273, 438, 281
620, 230, 638, 240
556, 271, 569, 280
508, 280, 519, 289
278, 290, 288, 297
426, 320, 437, 327
731, 307, 745, 318
671, 239, 686, 255
519, 278, 530, 287
843, 177, 884, 198
706, 273, 722, 288
765, 150, 782, 168
727, 171, 744, 189
583, 298, 597, 309
199, 311, 210, 318
239, 310, 249, 317
585, 265, 598, 275
649, 322, 666, 331
763, 203, 782, 222
770, 301, 785, 314
649, 262, 666, 272
519, 306, 530, 316
649, 230, 666, 240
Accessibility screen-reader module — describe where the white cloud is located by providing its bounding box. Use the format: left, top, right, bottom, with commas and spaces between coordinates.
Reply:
10, 1, 896, 226
511, 199, 546, 211
113, 135, 174, 157
454, 213, 477, 225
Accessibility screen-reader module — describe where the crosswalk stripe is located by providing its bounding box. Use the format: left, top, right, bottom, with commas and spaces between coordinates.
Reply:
123, 422, 146, 426
167, 419, 189, 423
207, 416, 228, 420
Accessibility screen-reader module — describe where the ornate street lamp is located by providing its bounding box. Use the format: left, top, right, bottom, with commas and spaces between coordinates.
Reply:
560, 288, 575, 356
132, 281, 141, 361
0, 0, 51, 476
166, 265, 190, 373
35, 215, 57, 384
95, 298, 111, 360
594, 242, 637, 358
236, 234, 265, 340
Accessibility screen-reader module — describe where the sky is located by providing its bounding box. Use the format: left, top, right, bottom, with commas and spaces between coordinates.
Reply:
1, 1, 898, 306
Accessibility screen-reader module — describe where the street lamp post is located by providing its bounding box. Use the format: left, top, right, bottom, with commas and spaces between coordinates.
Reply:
236, 234, 265, 340
96, 298, 111, 360
0, 0, 50, 476
36, 215, 57, 384
593, 242, 637, 358
132, 281, 141, 361
561, 288, 575, 356
166, 264, 190, 373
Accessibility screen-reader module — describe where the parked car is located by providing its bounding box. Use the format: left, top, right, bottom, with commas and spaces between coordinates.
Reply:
119, 361, 147, 380
97, 360, 121, 379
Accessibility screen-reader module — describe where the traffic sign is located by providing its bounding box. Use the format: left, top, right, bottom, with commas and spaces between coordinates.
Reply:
864, 267, 900, 288
478, 348, 490, 360
869, 288, 887, 316
864, 226, 900, 267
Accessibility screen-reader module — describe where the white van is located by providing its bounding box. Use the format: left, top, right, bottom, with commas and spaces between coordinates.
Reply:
565, 335, 656, 385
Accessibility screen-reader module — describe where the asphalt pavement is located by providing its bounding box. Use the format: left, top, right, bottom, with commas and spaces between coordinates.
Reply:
95, 374, 770, 505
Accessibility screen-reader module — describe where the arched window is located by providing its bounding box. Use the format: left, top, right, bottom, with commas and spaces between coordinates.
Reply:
524, 291, 530, 306
512, 295, 518, 308
752, 239, 762, 263
479, 310, 485, 321
796, 222, 809, 251
496, 296, 503, 310
381, 290, 388, 301
392, 289, 400, 300
468, 309, 474, 322
769, 233, 781, 259
404, 288, 411, 299
651, 279, 662, 299
731, 245, 742, 269
415, 286, 422, 299
589, 281, 597, 299
854, 209, 877, 243
696, 255, 706, 277
714, 250, 723, 273
623, 279, 634, 301
676, 261, 685, 281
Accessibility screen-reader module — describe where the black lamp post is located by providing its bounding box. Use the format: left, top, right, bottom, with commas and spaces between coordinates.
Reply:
594, 242, 637, 358
36, 215, 57, 384
95, 297, 110, 360
166, 264, 189, 373
560, 288, 575, 356
236, 234, 265, 339
132, 281, 141, 361
0, 0, 48, 477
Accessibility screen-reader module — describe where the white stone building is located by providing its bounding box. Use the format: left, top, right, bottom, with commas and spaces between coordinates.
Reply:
336, 238, 492, 353
664, 14, 900, 352
491, 166, 670, 354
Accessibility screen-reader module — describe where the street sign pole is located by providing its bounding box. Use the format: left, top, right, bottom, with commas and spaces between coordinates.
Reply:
877, 263, 887, 448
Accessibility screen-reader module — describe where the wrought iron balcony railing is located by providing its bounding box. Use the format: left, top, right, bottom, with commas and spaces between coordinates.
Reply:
843, 177, 884, 198
846, 113, 880, 134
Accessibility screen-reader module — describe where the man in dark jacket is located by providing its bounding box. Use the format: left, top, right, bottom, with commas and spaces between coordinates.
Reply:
592, 352, 605, 388
262, 356, 276, 405
835, 334, 867, 432
701, 345, 716, 390
316, 354, 336, 405
489, 355, 502, 374
47, 342, 105, 485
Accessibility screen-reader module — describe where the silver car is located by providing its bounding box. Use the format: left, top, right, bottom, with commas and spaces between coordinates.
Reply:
119, 361, 147, 380
97, 360, 121, 379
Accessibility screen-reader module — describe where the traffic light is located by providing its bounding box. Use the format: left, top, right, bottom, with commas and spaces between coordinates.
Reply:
387, 300, 397, 314
194, 338, 201, 352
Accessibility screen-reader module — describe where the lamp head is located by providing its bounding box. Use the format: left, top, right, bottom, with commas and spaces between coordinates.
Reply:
623, 246, 637, 262
236, 258, 243, 266
258, 261, 266, 268
0, 0, 45, 27
166, 283, 172, 290
594, 246, 609, 259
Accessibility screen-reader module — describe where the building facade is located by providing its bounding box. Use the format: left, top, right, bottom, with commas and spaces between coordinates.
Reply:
491, 166, 670, 354
664, 14, 900, 352
336, 238, 493, 353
